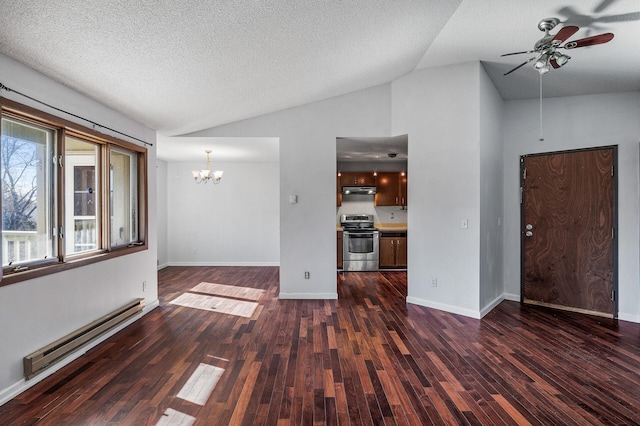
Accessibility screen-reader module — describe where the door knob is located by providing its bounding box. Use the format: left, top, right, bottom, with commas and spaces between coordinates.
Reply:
525, 231, 533, 237
526, 224, 533, 230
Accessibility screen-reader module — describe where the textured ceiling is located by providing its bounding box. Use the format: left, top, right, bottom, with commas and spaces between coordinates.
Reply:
0, 0, 460, 139
0, 0, 638, 161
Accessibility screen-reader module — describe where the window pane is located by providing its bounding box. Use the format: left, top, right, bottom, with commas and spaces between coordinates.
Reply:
1, 117, 56, 266
65, 137, 99, 255
110, 148, 138, 247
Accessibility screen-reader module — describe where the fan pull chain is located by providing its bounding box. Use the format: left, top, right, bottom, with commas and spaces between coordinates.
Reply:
539, 73, 544, 142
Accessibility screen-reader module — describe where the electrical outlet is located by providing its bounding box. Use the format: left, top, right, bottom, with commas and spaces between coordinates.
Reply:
304, 271, 310, 279
191, 247, 197, 254
430, 277, 437, 287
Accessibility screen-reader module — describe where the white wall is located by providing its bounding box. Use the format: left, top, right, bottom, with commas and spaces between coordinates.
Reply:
166, 160, 279, 265
187, 84, 393, 298
0, 54, 159, 402
502, 92, 640, 322
157, 159, 168, 269
478, 64, 505, 315
391, 62, 483, 317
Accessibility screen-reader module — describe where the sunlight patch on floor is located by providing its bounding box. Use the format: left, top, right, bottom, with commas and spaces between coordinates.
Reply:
192, 282, 265, 301
170, 293, 258, 317
177, 363, 225, 406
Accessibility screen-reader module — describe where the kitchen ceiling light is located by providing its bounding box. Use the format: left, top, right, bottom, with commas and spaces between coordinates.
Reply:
192, 150, 223, 184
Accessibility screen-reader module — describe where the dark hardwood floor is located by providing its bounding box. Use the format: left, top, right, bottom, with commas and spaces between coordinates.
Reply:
1, 266, 639, 425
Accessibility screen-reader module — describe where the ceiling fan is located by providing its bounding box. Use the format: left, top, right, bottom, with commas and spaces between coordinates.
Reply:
502, 17, 614, 75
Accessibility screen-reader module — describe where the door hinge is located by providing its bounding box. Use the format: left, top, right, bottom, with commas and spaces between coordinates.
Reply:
523, 168, 527, 180
520, 187, 523, 204
612, 227, 615, 239
611, 290, 615, 301
612, 165, 614, 177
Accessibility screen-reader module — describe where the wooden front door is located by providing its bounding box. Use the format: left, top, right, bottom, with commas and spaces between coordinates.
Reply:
521, 147, 617, 317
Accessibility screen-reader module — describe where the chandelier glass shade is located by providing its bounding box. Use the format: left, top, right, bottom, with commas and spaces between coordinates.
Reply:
192, 150, 223, 184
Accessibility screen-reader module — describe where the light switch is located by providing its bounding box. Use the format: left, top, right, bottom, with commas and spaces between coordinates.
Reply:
289, 195, 298, 204
461, 219, 468, 229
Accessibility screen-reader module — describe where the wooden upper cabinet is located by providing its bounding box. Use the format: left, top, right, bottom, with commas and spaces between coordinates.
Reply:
375, 172, 402, 206
400, 172, 407, 206
375, 172, 408, 206
340, 172, 376, 187
336, 173, 342, 206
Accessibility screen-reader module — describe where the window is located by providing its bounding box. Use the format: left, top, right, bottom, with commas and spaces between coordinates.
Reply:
65, 137, 100, 255
110, 147, 138, 247
0, 98, 147, 284
1, 116, 57, 267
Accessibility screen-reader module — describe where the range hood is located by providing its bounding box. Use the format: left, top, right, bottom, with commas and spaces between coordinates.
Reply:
342, 186, 376, 195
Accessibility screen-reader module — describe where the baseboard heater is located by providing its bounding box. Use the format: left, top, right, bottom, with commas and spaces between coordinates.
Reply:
24, 298, 145, 380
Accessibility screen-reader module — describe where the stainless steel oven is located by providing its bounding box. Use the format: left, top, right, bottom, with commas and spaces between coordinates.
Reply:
341, 214, 379, 271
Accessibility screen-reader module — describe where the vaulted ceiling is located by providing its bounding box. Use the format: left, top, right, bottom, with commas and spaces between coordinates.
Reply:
0, 1, 638, 161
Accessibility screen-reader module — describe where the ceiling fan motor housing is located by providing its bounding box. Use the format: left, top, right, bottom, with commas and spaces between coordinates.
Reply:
538, 17, 560, 32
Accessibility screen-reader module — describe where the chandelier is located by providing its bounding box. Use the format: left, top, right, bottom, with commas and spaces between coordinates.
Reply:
192, 150, 223, 184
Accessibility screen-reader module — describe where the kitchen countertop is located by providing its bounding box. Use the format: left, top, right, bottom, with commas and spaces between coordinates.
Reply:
375, 223, 407, 232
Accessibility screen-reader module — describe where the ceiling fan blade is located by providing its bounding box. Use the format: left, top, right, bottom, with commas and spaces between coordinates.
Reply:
593, 0, 616, 14
503, 56, 537, 76
563, 32, 614, 49
552, 26, 579, 44
501, 50, 535, 57
598, 12, 640, 23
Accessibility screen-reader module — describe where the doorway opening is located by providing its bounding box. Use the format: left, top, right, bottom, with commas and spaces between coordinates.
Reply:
336, 135, 409, 297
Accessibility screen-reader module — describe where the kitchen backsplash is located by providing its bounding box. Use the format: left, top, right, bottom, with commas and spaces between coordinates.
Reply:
336, 195, 407, 224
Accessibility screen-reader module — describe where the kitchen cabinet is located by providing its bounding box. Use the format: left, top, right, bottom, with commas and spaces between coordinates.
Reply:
340, 172, 376, 187
336, 174, 342, 206
379, 232, 407, 268
337, 230, 343, 269
375, 172, 407, 207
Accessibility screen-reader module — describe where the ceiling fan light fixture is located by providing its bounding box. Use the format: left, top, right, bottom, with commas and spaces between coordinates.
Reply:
533, 53, 549, 70
537, 64, 551, 74
553, 52, 571, 68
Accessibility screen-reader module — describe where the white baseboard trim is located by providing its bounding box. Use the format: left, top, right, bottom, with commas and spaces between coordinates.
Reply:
503, 293, 520, 302
618, 312, 640, 323
480, 295, 505, 318
167, 261, 280, 267
0, 299, 159, 407
406, 296, 481, 319
279, 292, 338, 300
157, 263, 169, 270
